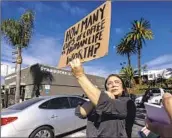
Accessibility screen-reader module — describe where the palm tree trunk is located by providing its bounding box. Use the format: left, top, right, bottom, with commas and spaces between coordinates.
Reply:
138, 47, 141, 84
127, 53, 131, 67
15, 47, 22, 103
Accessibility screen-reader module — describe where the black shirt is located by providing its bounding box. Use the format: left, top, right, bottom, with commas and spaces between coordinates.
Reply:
75, 92, 136, 138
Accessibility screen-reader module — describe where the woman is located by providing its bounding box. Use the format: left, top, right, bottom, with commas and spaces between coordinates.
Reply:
69, 59, 136, 137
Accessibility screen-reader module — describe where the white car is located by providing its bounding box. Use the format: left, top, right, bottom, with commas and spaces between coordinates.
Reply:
135, 88, 165, 107
1, 95, 88, 137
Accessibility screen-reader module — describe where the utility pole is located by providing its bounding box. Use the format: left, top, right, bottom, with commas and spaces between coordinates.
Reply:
12, 47, 18, 72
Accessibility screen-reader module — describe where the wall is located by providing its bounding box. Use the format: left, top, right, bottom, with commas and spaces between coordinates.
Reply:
4, 63, 105, 99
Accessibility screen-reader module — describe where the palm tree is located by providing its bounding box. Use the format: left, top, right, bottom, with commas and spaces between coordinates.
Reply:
1, 10, 34, 103
116, 37, 136, 67
126, 18, 153, 83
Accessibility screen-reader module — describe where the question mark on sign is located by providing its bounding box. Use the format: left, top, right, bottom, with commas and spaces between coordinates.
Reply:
93, 43, 100, 57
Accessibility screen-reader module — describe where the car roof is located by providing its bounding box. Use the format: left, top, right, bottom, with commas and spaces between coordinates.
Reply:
147, 88, 163, 90
38, 95, 86, 100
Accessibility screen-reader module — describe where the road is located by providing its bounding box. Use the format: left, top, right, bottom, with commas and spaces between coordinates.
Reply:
58, 108, 146, 137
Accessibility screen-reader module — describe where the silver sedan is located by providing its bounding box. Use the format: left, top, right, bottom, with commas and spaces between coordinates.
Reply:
1, 95, 88, 137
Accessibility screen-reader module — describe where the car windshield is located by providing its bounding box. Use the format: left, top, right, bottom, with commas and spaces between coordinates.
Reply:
152, 89, 161, 94
7, 98, 44, 110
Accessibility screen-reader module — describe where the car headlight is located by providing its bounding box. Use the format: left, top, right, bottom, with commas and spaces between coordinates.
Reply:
135, 100, 140, 103
155, 99, 159, 103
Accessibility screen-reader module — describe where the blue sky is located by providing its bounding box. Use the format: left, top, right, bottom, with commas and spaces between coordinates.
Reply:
1, 1, 172, 77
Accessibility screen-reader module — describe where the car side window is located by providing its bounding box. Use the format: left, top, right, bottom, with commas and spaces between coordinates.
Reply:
69, 97, 86, 108
39, 101, 49, 109
47, 97, 70, 109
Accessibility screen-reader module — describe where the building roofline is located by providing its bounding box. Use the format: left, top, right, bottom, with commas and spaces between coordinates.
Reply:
4, 63, 105, 79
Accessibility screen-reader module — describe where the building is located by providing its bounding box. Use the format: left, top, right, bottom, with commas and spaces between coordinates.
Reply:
134, 68, 172, 82
141, 68, 172, 81
4, 63, 105, 100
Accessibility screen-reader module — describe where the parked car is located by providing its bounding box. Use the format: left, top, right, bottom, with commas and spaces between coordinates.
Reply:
135, 88, 165, 108
129, 93, 136, 102
1, 95, 88, 137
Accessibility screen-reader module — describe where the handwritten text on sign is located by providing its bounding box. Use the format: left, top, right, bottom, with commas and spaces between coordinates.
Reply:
58, 1, 111, 68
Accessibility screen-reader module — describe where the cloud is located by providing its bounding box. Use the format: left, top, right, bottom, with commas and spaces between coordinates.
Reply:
114, 28, 123, 34
22, 35, 62, 66
84, 66, 109, 78
1, 34, 114, 77
32, 2, 51, 13
1, 38, 14, 63
1, 34, 119, 78
1, 34, 62, 68
17, 2, 50, 15
1, 62, 16, 77
18, 7, 26, 13
49, 21, 62, 30
61, 2, 87, 16
84, 66, 119, 78
145, 54, 172, 69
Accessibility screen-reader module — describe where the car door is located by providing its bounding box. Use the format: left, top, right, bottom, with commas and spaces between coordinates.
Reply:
46, 97, 76, 134
68, 97, 87, 129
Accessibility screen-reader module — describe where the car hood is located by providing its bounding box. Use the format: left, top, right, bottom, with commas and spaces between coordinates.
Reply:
135, 96, 143, 101
149, 95, 161, 100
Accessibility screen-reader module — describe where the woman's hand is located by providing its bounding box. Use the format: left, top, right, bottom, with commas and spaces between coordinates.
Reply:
146, 117, 172, 138
69, 58, 85, 79
146, 93, 172, 137
162, 93, 172, 120
105, 91, 115, 99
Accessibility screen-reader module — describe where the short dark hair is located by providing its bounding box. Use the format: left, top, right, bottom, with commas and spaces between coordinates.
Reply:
104, 74, 129, 97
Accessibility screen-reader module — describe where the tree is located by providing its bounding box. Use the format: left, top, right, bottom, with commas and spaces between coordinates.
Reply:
30, 64, 54, 97
116, 37, 136, 67
142, 64, 148, 83
126, 18, 153, 83
166, 77, 172, 87
1, 10, 34, 103
142, 64, 147, 72
120, 66, 135, 88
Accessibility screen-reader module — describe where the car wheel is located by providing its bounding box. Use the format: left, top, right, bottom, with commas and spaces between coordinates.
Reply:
29, 126, 54, 138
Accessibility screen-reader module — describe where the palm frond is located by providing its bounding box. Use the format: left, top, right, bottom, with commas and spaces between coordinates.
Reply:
19, 10, 34, 48
1, 19, 22, 46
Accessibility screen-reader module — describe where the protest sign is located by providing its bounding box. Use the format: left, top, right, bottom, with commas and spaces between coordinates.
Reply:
58, 1, 111, 68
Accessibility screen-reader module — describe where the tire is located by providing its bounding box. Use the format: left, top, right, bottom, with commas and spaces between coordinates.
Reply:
29, 126, 54, 138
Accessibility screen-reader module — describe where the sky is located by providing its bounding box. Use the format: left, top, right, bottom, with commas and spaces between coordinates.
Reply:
1, 1, 172, 79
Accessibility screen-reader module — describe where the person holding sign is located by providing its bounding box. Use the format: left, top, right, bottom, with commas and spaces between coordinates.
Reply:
146, 93, 172, 138
69, 58, 136, 138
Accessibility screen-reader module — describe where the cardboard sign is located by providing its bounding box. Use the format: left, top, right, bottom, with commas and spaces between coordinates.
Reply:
58, 1, 111, 68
